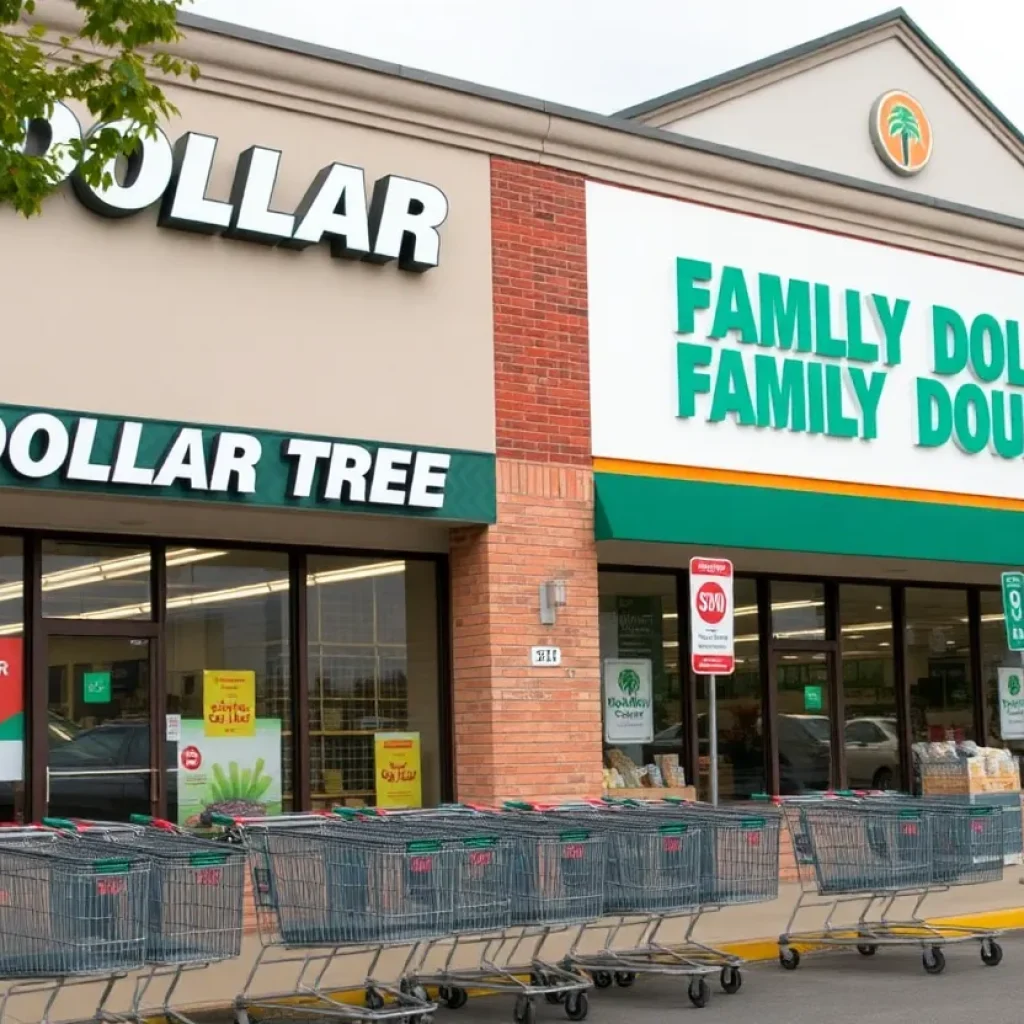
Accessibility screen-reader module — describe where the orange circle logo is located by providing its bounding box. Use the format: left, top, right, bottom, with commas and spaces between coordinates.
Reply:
870, 91, 932, 176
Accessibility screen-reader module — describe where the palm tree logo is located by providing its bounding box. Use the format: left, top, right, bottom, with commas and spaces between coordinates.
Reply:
887, 103, 921, 169
618, 668, 641, 696
870, 91, 932, 176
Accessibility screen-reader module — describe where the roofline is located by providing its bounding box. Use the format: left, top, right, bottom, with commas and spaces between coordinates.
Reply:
613, 8, 910, 118
613, 7, 1024, 153
174, 10, 1024, 236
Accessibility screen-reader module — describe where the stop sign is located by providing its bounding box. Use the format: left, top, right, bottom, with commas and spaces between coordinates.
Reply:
695, 581, 727, 625
689, 557, 735, 675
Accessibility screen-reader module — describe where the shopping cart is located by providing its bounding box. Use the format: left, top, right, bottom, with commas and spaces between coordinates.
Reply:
0, 824, 150, 1024
42, 815, 247, 1024
568, 798, 779, 1006
774, 792, 1005, 974
214, 812, 444, 1024
346, 806, 601, 1024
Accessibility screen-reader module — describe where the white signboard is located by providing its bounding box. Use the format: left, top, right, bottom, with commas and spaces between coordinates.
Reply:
689, 557, 735, 675
998, 667, 1024, 740
530, 646, 562, 667
602, 658, 654, 743
587, 180, 1024, 503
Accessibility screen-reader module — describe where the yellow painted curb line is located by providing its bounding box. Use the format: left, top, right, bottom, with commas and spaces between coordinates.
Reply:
141, 907, 1024, 1022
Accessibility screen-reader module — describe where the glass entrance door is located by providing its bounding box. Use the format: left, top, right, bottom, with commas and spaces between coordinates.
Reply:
773, 650, 835, 794
45, 635, 157, 820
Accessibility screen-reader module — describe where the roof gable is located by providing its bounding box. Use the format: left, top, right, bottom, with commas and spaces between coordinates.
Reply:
617, 10, 1024, 220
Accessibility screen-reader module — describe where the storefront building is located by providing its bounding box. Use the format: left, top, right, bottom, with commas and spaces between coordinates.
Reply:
0, 2, 498, 824
11, 7, 1024, 820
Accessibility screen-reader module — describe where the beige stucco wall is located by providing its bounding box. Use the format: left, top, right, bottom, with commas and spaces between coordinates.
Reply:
663, 37, 1024, 220
1, 78, 495, 455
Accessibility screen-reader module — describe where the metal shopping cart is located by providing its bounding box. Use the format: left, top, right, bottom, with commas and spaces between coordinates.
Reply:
0, 824, 150, 1024
570, 798, 779, 1006
774, 792, 1005, 974
215, 812, 447, 1024
346, 806, 601, 1024
43, 815, 247, 1024
531, 803, 715, 1009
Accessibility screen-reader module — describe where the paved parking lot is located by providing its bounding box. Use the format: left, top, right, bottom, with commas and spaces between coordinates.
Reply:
453, 935, 1023, 1024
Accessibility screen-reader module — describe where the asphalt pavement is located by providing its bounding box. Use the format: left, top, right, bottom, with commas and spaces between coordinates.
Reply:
449, 935, 1024, 1024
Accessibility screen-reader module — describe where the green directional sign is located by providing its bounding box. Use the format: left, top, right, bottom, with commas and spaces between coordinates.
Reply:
1001, 572, 1024, 651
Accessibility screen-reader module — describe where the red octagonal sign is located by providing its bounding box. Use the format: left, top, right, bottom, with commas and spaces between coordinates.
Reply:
689, 557, 735, 675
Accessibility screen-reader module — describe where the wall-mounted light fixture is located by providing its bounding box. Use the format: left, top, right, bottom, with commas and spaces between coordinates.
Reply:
539, 579, 568, 626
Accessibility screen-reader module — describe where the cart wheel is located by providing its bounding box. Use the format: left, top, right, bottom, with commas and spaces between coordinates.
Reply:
513, 996, 534, 1024
687, 977, 710, 1009
545, 990, 565, 1005
922, 947, 946, 975
564, 992, 588, 1021
452, 988, 470, 1010
981, 939, 1003, 967
365, 989, 385, 1010
856, 944, 878, 957
613, 972, 636, 988
779, 947, 800, 971
591, 971, 612, 989
720, 966, 742, 994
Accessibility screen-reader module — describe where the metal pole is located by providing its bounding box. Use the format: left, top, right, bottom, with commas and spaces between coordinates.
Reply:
709, 674, 719, 806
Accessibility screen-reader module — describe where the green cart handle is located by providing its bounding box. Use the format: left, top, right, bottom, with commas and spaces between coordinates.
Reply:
503, 801, 536, 811
42, 817, 78, 831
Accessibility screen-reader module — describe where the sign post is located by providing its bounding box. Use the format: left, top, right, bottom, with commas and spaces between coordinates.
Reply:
689, 557, 735, 806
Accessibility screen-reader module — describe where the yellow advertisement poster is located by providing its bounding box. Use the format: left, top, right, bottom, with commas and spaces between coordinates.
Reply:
374, 732, 422, 808
203, 670, 256, 737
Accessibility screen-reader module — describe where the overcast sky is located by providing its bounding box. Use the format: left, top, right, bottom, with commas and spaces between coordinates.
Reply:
185, 0, 1024, 124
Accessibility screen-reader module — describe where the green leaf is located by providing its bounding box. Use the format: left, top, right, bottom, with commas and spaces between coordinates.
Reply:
0, 0, 200, 216
229, 762, 241, 797
239, 768, 253, 798
212, 763, 229, 797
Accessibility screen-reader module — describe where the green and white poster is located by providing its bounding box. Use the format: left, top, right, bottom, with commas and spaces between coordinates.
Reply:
998, 668, 1024, 741
176, 718, 282, 827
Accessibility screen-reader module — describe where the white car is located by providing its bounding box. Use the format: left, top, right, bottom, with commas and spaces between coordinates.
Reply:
845, 716, 900, 790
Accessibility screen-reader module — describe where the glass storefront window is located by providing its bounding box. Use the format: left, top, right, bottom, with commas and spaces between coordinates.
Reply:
775, 649, 831, 795
697, 578, 764, 800
841, 585, 899, 790
598, 573, 681, 790
307, 556, 440, 810
165, 549, 292, 825
981, 589, 1023, 756
772, 581, 826, 640
906, 588, 973, 752
42, 541, 151, 619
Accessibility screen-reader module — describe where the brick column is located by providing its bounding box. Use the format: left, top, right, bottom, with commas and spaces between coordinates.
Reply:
450, 159, 602, 804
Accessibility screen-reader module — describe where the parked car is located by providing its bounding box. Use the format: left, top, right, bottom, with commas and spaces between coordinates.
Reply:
844, 716, 900, 790
0, 717, 175, 821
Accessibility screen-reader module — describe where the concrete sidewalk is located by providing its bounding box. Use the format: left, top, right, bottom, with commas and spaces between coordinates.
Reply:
5, 869, 1024, 1023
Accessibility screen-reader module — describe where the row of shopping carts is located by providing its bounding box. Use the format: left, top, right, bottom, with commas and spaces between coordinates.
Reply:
767, 790, 1007, 975
0, 791, 1009, 1024
216, 799, 782, 1023
0, 816, 247, 1024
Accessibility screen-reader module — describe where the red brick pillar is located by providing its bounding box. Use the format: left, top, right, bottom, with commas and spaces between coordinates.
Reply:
450, 159, 602, 804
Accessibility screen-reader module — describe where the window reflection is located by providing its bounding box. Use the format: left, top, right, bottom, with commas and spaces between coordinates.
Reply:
906, 587, 973, 747
841, 585, 899, 790
598, 573, 682, 791
696, 578, 764, 800
982, 589, 1024, 757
